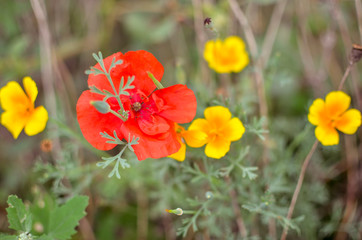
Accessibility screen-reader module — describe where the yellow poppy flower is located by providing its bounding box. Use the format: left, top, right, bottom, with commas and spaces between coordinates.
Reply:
308, 91, 361, 146
169, 123, 209, 161
185, 106, 245, 159
203, 36, 249, 73
0, 77, 48, 139
168, 124, 188, 161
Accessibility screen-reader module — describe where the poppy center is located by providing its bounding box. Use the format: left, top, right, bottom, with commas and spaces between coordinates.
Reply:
132, 102, 142, 111
209, 129, 220, 136
208, 129, 222, 142
25, 104, 34, 115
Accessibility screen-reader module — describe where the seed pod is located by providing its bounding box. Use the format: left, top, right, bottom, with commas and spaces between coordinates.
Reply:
349, 44, 362, 64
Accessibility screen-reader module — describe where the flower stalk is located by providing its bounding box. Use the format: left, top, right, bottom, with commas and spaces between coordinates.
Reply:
338, 44, 362, 90
109, 109, 127, 122
280, 140, 319, 240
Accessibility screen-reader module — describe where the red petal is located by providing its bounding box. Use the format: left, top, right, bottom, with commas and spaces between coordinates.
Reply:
76, 90, 124, 150
153, 84, 197, 123
88, 50, 164, 96
137, 114, 170, 135
121, 119, 180, 160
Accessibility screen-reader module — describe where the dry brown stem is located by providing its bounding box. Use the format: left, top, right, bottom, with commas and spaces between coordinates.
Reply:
260, 0, 288, 66
355, 0, 362, 41
225, 176, 247, 238
335, 136, 359, 240
228, 0, 269, 168
29, 0, 56, 116
338, 63, 353, 91
192, 0, 211, 87
137, 186, 148, 240
30, 0, 63, 160
78, 217, 96, 240
280, 140, 319, 240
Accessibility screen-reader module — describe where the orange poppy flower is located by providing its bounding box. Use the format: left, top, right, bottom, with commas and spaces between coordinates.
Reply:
308, 91, 361, 145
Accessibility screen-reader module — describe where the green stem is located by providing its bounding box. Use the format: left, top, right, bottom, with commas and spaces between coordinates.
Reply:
120, 144, 128, 155
105, 71, 126, 115
112, 144, 128, 159
109, 109, 127, 121
182, 210, 197, 214
95, 54, 126, 119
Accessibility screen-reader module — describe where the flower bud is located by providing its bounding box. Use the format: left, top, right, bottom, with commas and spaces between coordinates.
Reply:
205, 191, 214, 200
350, 44, 362, 64
90, 101, 110, 114
165, 208, 183, 216
204, 17, 212, 26
40, 139, 53, 152
34, 222, 44, 232
147, 71, 164, 89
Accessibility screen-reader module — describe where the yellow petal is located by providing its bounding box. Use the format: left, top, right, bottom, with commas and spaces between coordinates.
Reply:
224, 36, 249, 72
225, 36, 246, 50
308, 98, 326, 126
335, 109, 362, 134
1, 110, 28, 139
24, 106, 48, 136
0, 81, 30, 112
23, 76, 38, 104
204, 106, 231, 127
221, 117, 245, 141
183, 129, 208, 148
206, 40, 229, 73
203, 37, 249, 73
188, 118, 211, 133
205, 136, 231, 159
325, 91, 350, 119
315, 124, 339, 146
168, 141, 186, 161
203, 40, 218, 64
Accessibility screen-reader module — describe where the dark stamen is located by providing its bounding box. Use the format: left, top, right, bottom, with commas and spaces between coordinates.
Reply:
132, 102, 142, 111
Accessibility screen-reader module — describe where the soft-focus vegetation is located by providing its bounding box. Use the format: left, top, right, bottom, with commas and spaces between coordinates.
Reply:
1, 0, 362, 239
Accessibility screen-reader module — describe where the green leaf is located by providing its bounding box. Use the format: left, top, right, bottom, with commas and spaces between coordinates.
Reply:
0, 233, 17, 240
85, 67, 103, 76
35, 235, 53, 240
240, 166, 258, 180
30, 193, 56, 235
6, 195, 32, 232
47, 196, 89, 240
108, 57, 123, 73
89, 85, 104, 95
242, 203, 301, 234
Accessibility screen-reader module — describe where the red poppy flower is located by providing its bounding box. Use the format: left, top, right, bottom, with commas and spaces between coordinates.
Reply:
76, 50, 197, 160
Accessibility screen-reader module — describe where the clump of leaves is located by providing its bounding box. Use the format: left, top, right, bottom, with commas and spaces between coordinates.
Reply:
0, 195, 88, 240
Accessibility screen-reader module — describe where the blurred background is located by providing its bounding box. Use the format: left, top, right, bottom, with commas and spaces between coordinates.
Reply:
0, 0, 361, 239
